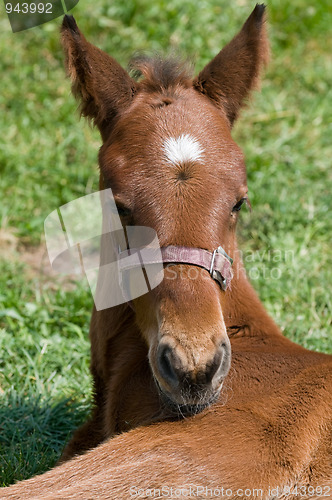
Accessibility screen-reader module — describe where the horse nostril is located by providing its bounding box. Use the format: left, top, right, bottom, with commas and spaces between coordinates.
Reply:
209, 341, 231, 387
157, 346, 180, 388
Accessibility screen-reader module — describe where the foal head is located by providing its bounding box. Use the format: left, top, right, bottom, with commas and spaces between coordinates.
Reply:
61, 5, 268, 414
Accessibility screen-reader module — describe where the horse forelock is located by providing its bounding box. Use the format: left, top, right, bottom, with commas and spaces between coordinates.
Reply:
130, 55, 193, 95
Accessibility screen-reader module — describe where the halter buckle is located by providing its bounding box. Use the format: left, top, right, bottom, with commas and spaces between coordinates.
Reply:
209, 246, 233, 291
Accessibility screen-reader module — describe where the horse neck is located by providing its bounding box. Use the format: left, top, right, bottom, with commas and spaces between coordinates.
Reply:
223, 257, 283, 340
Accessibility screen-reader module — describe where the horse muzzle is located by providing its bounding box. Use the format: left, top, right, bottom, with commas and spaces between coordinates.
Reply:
152, 336, 231, 413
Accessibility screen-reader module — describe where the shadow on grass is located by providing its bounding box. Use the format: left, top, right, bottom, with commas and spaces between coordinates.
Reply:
0, 393, 90, 487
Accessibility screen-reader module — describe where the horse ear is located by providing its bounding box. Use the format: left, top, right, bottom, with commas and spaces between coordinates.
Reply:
61, 15, 136, 137
193, 4, 269, 126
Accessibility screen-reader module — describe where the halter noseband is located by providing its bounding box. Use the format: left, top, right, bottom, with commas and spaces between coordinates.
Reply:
118, 245, 233, 292
160, 245, 233, 290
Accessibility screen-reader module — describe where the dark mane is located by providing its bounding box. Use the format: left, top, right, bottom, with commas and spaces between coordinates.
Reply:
129, 55, 193, 93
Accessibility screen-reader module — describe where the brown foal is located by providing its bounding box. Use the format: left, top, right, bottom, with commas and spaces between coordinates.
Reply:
2, 5, 331, 499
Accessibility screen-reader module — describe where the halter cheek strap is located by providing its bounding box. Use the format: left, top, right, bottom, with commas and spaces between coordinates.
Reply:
118, 244, 233, 292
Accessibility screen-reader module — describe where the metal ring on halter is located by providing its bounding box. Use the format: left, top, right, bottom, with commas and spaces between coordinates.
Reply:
209, 246, 233, 291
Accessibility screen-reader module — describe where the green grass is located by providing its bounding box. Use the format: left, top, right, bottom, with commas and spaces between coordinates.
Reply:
0, 0, 331, 486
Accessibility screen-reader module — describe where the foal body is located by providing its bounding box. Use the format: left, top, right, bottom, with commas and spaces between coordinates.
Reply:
3, 331, 331, 498
2, 5, 331, 499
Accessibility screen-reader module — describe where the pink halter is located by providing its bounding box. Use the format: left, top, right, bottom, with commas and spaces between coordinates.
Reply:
118, 245, 233, 292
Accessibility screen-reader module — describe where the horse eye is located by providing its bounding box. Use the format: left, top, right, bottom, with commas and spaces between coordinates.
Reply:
232, 198, 247, 213
116, 204, 131, 218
